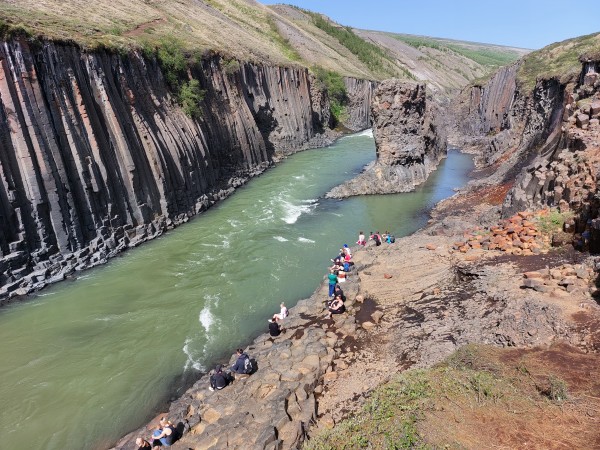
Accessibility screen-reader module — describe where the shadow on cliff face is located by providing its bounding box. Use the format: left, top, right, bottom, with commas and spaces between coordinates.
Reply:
254, 104, 277, 156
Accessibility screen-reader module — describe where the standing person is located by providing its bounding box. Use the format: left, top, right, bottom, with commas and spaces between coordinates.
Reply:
327, 269, 338, 297
357, 231, 366, 246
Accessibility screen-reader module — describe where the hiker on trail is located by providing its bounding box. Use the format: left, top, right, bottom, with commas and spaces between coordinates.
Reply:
276, 302, 289, 320
151, 418, 175, 447
136, 437, 152, 450
327, 296, 346, 319
328, 269, 338, 297
209, 364, 233, 391
268, 317, 283, 336
231, 348, 253, 375
357, 231, 366, 246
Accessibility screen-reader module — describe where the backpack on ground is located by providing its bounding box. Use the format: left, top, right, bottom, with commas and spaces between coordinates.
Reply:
243, 355, 253, 374
389, 235, 395, 243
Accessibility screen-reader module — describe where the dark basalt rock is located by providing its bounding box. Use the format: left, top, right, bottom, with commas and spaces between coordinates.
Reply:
0, 37, 375, 303
326, 80, 447, 198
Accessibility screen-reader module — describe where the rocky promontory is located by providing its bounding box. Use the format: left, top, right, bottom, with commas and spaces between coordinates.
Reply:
327, 80, 447, 198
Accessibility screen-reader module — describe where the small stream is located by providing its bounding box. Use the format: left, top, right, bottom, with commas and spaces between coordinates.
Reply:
0, 130, 473, 449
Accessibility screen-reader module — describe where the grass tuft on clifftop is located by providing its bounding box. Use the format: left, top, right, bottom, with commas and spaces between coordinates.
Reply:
305, 344, 586, 449
517, 32, 600, 92
145, 36, 205, 119
312, 67, 348, 126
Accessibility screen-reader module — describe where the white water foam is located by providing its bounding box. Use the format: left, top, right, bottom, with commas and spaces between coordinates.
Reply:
182, 338, 205, 371
273, 236, 289, 242
297, 237, 315, 244
355, 128, 373, 138
199, 307, 215, 332
281, 198, 318, 224
183, 295, 221, 371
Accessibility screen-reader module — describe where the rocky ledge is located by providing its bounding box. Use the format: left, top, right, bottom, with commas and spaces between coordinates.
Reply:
112, 188, 600, 449
113, 262, 372, 450
327, 80, 447, 198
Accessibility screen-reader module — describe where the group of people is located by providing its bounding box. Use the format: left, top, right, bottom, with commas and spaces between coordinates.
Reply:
357, 230, 395, 247
326, 244, 356, 318
268, 301, 289, 337
209, 348, 254, 391
135, 233, 393, 448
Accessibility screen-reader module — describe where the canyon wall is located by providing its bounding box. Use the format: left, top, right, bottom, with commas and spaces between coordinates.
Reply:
455, 53, 600, 249
0, 37, 374, 302
453, 61, 568, 197
327, 80, 447, 198
343, 76, 376, 131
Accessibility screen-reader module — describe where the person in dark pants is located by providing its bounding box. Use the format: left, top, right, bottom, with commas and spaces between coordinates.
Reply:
327, 296, 346, 319
333, 285, 346, 302
209, 365, 232, 391
268, 316, 283, 336
230, 348, 252, 375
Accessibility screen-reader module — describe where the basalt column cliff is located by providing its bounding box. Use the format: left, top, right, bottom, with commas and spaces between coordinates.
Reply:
327, 80, 447, 198
0, 38, 374, 302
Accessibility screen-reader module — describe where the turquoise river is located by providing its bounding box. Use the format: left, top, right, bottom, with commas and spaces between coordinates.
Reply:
0, 130, 473, 449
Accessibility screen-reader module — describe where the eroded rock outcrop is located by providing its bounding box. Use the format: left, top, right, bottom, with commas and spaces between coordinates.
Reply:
0, 37, 374, 302
327, 80, 447, 198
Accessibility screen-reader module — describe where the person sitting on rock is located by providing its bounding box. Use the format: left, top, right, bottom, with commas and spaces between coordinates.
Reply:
343, 244, 352, 258
327, 296, 346, 319
268, 316, 283, 337
333, 285, 346, 302
276, 302, 289, 320
357, 231, 366, 246
209, 364, 232, 391
135, 437, 152, 450
230, 348, 253, 375
151, 417, 175, 447
370, 231, 382, 246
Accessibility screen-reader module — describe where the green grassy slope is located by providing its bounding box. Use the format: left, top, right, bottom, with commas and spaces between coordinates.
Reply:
517, 32, 600, 91
393, 33, 527, 69
0, 0, 535, 86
